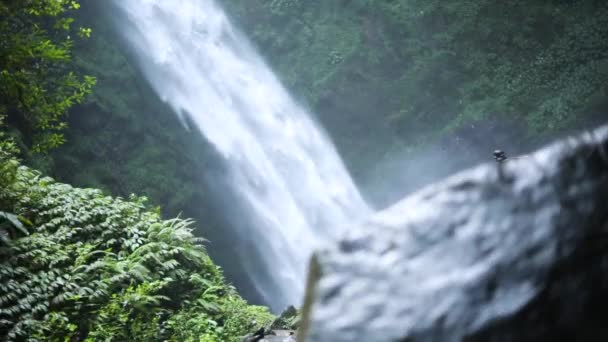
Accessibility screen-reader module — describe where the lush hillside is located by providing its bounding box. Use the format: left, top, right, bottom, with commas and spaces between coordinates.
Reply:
0, 139, 273, 341
221, 0, 608, 203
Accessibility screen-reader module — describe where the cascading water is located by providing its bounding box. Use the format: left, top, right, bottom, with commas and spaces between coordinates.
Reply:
111, 0, 369, 311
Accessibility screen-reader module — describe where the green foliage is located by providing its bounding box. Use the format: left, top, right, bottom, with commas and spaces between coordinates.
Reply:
85, 280, 171, 341
0, 0, 95, 152
48, 3, 219, 221
221, 0, 608, 185
0, 144, 274, 341
0, 117, 19, 190
270, 305, 300, 330
167, 296, 274, 342
0, 210, 28, 245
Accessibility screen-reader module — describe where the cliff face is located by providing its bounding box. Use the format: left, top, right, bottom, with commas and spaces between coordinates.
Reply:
300, 126, 608, 342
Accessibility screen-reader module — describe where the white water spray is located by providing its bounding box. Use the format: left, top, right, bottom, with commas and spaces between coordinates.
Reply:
112, 0, 369, 310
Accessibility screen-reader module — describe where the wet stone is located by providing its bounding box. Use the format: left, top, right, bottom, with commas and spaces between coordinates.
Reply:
300, 126, 608, 342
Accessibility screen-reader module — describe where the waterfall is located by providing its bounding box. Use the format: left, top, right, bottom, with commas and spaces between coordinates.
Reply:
111, 0, 369, 311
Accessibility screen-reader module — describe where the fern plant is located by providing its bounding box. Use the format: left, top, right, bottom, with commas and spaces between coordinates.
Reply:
0, 142, 275, 341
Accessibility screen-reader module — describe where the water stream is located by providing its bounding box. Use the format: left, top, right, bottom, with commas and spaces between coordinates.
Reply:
112, 0, 369, 311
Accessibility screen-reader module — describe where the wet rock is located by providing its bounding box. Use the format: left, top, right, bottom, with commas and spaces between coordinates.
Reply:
242, 327, 266, 342
242, 323, 297, 342
265, 330, 297, 341
300, 126, 608, 341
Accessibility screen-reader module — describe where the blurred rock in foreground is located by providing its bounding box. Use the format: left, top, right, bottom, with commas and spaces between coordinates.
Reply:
300, 125, 608, 342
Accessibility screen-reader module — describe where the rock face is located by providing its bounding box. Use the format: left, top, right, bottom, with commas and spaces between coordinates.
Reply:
300, 126, 608, 342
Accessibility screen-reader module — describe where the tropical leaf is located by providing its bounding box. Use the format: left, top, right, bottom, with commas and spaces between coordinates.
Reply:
0, 211, 29, 236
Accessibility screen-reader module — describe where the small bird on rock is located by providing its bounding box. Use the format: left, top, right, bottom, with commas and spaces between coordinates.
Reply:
493, 149, 507, 163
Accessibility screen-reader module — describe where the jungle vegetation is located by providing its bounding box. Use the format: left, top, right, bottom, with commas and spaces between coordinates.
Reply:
0, 141, 273, 341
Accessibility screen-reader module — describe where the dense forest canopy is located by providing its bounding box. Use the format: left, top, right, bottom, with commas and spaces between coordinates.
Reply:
1, 0, 607, 340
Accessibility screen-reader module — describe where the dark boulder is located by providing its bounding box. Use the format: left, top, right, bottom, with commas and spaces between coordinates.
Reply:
300, 126, 608, 341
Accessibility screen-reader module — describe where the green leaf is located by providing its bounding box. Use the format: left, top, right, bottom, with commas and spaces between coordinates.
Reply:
0, 211, 28, 236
